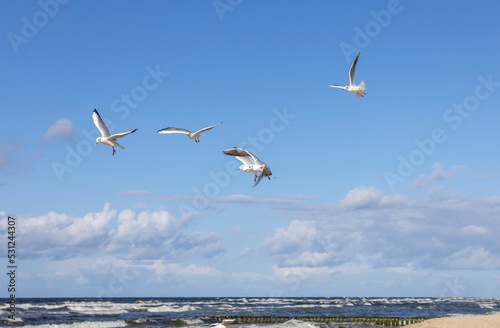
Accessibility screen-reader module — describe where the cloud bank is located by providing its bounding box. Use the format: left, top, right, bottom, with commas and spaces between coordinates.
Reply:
2, 164, 499, 296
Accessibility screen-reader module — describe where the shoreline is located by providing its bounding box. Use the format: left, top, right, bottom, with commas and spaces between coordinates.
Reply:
407, 314, 500, 328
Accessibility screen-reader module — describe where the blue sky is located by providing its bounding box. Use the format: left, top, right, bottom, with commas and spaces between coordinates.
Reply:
1, 0, 500, 297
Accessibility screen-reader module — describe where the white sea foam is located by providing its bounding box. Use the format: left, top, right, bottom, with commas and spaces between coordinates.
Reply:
283, 319, 319, 328
146, 304, 198, 313
21, 320, 128, 328
3, 302, 36, 309
133, 299, 162, 304
65, 301, 129, 315
478, 302, 497, 309
186, 318, 205, 325
282, 304, 332, 309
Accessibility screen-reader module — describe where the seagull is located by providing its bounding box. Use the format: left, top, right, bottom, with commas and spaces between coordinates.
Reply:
222, 147, 273, 187
329, 52, 366, 99
157, 122, 223, 143
209, 319, 235, 328
92, 109, 137, 156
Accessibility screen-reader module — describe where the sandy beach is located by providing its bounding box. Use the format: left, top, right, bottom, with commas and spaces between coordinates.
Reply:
407, 314, 500, 328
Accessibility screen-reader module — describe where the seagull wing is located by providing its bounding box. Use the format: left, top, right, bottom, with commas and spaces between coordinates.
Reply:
223, 147, 250, 157
194, 122, 223, 135
242, 149, 264, 166
235, 155, 254, 166
223, 147, 263, 165
158, 127, 192, 135
221, 319, 235, 326
223, 148, 255, 165
253, 168, 266, 187
349, 52, 360, 87
109, 129, 137, 141
92, 109, 111, 138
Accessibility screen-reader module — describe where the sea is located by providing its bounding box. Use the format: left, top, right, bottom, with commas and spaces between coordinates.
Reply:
0, 297, 499, 328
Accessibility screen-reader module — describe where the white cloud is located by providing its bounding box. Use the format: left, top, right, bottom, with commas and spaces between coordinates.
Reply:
272, 264, 334, 278
462, 225, 488, 235
386, 262, 415, 275
412, 162, 462, 188
259, 220, 318, 255
140, 260, 220, 277
111, 209, 185, 244
0, 204, 216, 262
105, 209, 216, 260
243, 184, 500, 274
339, 186, 406, 209
444, 247, 500, 269
231, 271, 269, 283
133, 202, 148, 209
0, 203, 116, 258
170, 231, 226, 259
43, 118, 77, 141
123, 190, 325, 218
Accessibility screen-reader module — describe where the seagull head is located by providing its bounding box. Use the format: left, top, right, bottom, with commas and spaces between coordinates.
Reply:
96, 137, 102, 145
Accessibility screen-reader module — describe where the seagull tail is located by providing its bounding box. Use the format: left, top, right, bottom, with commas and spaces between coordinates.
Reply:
358, 81, 366, 91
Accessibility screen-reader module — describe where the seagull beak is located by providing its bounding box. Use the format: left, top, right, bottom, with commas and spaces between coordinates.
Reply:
96, 141, 98, 145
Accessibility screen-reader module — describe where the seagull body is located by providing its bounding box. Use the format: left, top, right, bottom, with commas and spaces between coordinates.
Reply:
223, 147, 273, 187
329, 52, 366, 99
158, 122, 222, 143
209, 319, 235, 328
92, 109, 137, 155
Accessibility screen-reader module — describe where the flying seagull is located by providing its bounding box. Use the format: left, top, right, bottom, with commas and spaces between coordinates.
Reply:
158, 122, 223, 142
329, 52, 366, 99
209, 319, 235, 328
222, 147, 273, 187
92, 109, 137, 155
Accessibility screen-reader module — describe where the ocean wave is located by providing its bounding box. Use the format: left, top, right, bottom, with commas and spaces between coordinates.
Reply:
20, 320, 128, 328
478, 302, 498, 309
146, 304, 199, 313
65, 301, 129, 315
124, 317, 159, 326
283, 318, 319, 328
133, 299, 162, 304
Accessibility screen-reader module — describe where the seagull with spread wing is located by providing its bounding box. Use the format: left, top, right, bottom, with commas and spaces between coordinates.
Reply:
157, 122, 223, 142
329, 52, 366, 99
92, 109, 137, 155
223, 147, 273, 187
